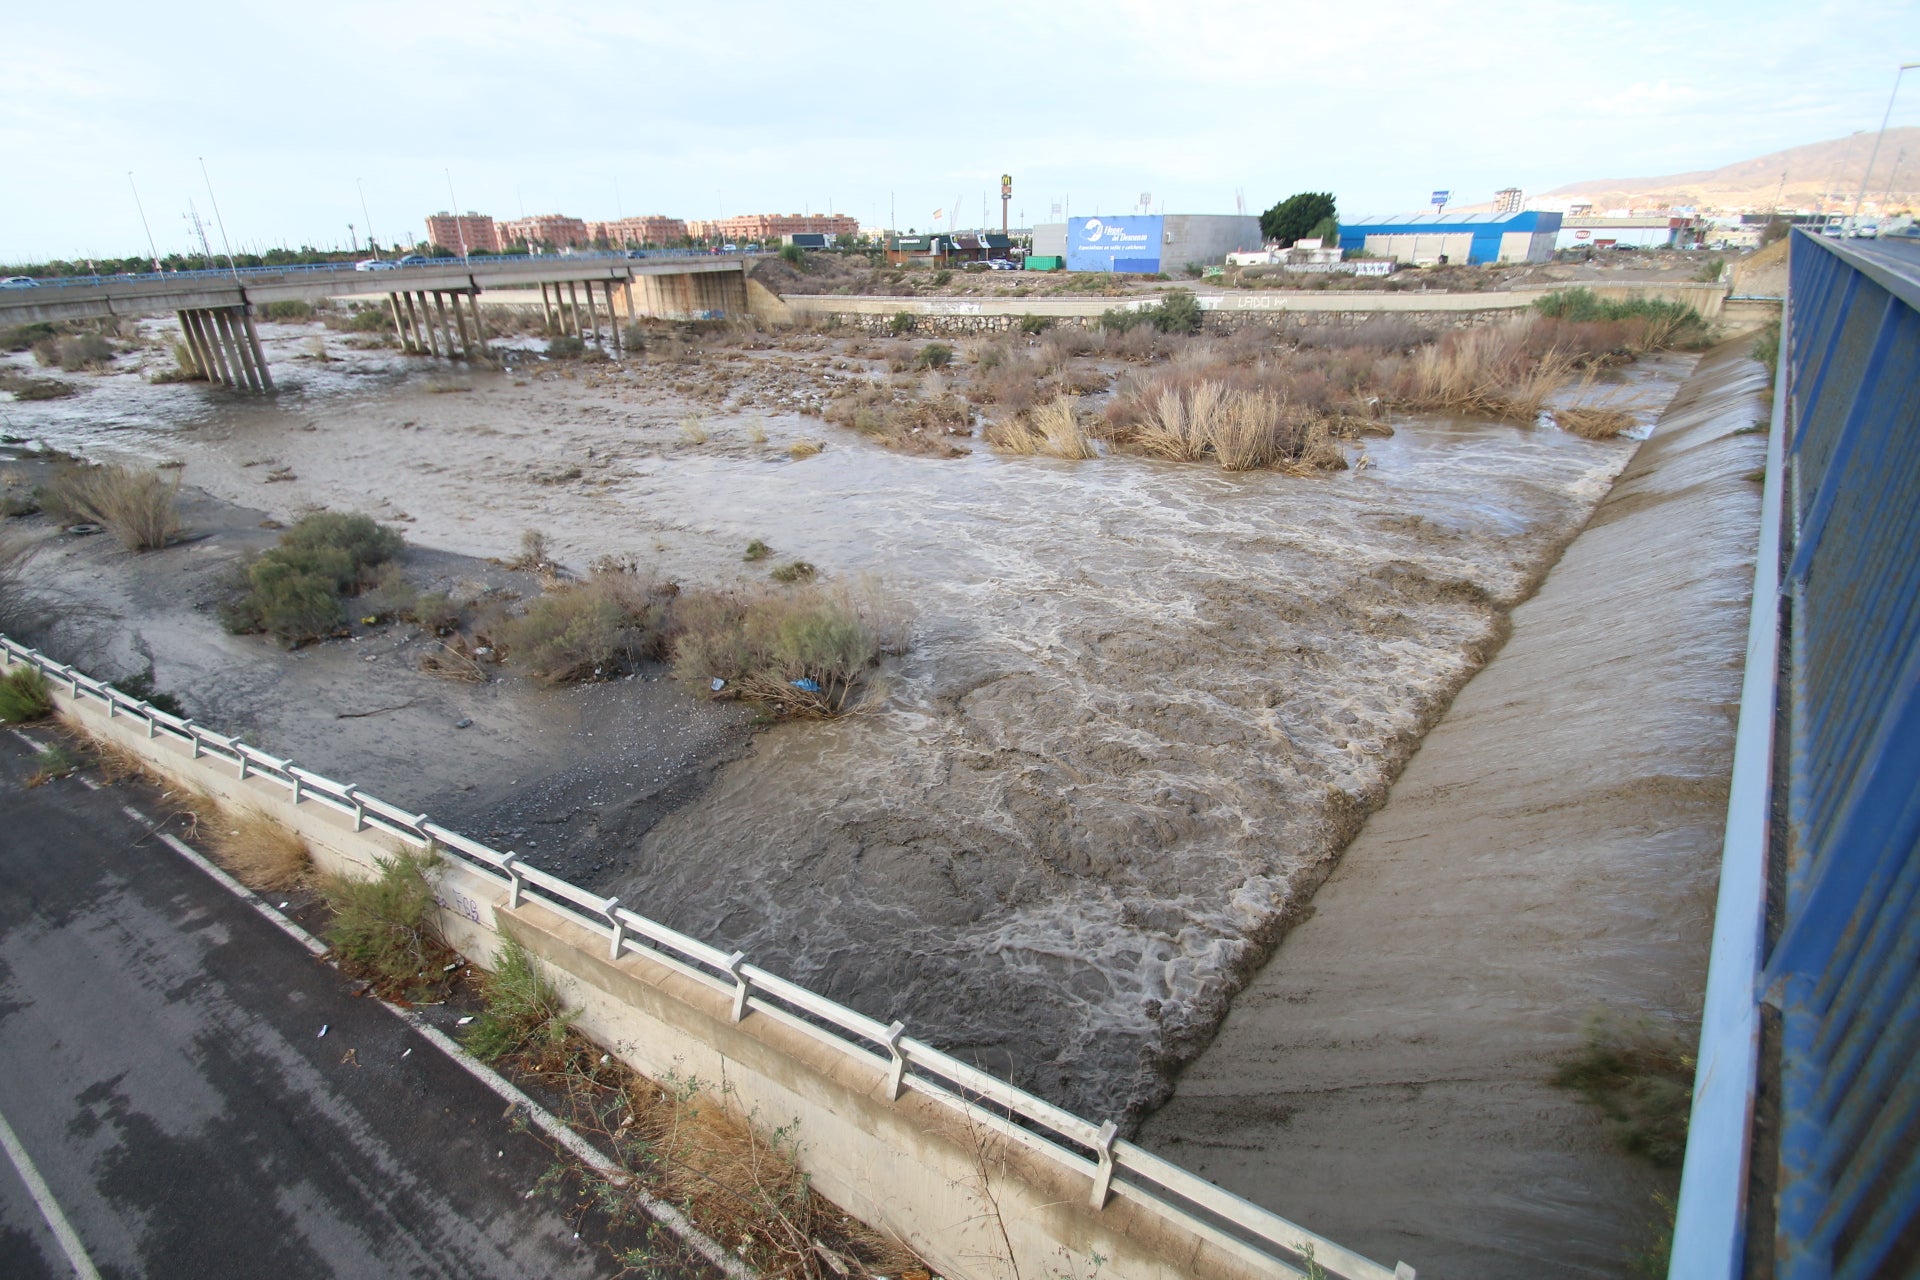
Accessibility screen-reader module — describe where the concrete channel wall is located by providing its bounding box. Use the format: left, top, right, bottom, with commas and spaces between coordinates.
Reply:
9, 657, 1408, 1280
770, 280, 1741, 337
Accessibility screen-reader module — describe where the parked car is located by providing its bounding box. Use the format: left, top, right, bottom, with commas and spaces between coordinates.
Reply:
1, 276, 38, 288
986, 259, 1018, 271
354, 258, 399, 272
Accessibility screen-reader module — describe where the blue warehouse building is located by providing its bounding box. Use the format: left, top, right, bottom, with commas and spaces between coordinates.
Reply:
1337, 211, 1562, 265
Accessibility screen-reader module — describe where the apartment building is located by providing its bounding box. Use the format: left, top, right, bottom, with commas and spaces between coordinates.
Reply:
587, 216, 689, 246
501, 214, 591, 249
423, 212, 503, 254
688, 213, 859, 243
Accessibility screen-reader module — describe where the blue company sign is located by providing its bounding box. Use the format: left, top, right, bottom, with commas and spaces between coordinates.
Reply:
1067, 215, 1164, 273
1431, 190, 1451, 206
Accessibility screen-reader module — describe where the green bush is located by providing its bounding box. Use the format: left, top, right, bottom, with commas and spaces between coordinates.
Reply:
779, 243, 806, 267
218, 511, 405, 647
321, 853, 439, 994
915, 342, 953, 370
280, 511, 404, 575
1532, 288, 1710, 349
261, 301, 315, 321
463, 937, 575, 1062
1751, 318, 1780, 379
670, 584, 884, 716
548, 334, 586, 358
1099, 288, 1202, 336
888, 312, 917, 336
500, 590, 626, 682
0, 667, 53, 723
769, 560, 816, 583
1018, 315, 1052, 336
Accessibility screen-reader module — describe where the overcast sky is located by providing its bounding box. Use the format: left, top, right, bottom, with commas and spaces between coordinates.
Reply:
5, 0, 1916, 261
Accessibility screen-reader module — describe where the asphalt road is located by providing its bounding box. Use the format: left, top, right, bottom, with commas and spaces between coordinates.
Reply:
0, 726, 645, 1280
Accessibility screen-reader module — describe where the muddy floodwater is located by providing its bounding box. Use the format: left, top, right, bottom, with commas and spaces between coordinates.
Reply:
1, 319, 1695, 1122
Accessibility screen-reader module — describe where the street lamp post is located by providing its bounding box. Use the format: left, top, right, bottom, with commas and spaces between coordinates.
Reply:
1852, 62, 1920, 228
357, 179, 380, 260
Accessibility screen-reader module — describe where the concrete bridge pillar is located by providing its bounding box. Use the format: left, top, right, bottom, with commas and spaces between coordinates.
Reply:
174, 311, 210, 382
241, 308, 273, 390
387, 294, 412, 352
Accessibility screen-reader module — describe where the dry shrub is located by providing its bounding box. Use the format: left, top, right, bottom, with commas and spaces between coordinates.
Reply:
1555, 406, 1637, 439
1104, 380, 1347, 473
39, 463, 183, 550
511, 1035, 922, 1278
987, 396, 1098, 459
670, 583, 887, 716
787, 440, 823, 459
34, 334, 114, 371
197, 804, 312, 891
1386, 321, 1577, 421
79, 745, 316, 891
824, 385, 970, 457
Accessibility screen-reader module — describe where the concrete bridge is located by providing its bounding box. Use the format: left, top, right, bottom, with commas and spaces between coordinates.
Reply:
0, 254, 755, 390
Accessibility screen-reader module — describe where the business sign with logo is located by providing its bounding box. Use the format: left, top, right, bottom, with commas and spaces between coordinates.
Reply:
1067, 215, 1164, 273
1431, 190, 1451, 208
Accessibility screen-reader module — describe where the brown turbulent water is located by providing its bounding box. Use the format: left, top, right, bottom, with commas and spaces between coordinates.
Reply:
1, 319, 1693, 1123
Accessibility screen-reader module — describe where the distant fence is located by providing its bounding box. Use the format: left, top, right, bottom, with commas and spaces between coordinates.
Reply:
0, 634, 1414, 1280
1668, 231, 1920, 1278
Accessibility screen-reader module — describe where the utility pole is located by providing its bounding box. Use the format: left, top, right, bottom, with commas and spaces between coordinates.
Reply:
358, 178, 381, 259
1002, 174, 1012, 237
445, 168, 470, 261
198, 157, 241, 280
126, 169, 160, 272
1853, 62, 1920, 227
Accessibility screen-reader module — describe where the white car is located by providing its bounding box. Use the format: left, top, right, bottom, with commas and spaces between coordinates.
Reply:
0, 275, 38, 288
354, 258, 400, 271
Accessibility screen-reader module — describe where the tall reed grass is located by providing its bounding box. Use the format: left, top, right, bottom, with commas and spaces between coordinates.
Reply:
39, 463, 183, 550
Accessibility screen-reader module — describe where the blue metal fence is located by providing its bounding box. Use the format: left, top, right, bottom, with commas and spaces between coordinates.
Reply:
1672, 230, 1920, 1279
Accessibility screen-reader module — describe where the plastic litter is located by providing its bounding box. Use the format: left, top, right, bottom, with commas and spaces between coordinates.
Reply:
791, 677, 822, 693
453, 717, 473, 729
317, 1024, 329, 1038
710, 677, 726, 691
401, 1048, 412, 1058
456, 1015, 474, 1026
278, 902, 289, 909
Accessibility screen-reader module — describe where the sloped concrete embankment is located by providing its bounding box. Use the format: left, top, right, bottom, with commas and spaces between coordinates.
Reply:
1136, 340, 1771, 1279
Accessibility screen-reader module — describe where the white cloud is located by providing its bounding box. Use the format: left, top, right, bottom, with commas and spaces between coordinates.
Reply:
4, 0, 1918, 259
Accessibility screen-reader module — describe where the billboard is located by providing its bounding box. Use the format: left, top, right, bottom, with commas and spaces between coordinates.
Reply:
1067, 215, 1163, 273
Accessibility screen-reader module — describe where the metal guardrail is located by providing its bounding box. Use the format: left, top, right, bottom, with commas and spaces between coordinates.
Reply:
0, 634, 1409, 1280
1668, 231, 1920, 1279
4, 248, 745, 291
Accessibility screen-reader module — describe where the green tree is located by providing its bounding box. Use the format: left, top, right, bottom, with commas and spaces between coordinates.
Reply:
1260, 192, 1338, 247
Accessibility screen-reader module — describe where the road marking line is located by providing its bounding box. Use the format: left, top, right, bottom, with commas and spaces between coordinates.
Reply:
9, 729, 43, 750
146, 830, 752, 1280
0, 1102, 104, 1280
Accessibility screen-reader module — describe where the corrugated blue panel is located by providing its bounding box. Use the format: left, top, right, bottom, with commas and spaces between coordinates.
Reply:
1765, 231, 1920, 1280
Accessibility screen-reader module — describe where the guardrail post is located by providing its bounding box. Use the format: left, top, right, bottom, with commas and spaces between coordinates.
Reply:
185, 722, 201, 759
236, 750, 249, 780
501, 854, 523, 909
726, 951, 750, 1022
882, 1020, 908, 1100
144, 710, 156, 739
1088, 1120, 1118, 1211
603, 897, 625, 960
290, 773, 303, 805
